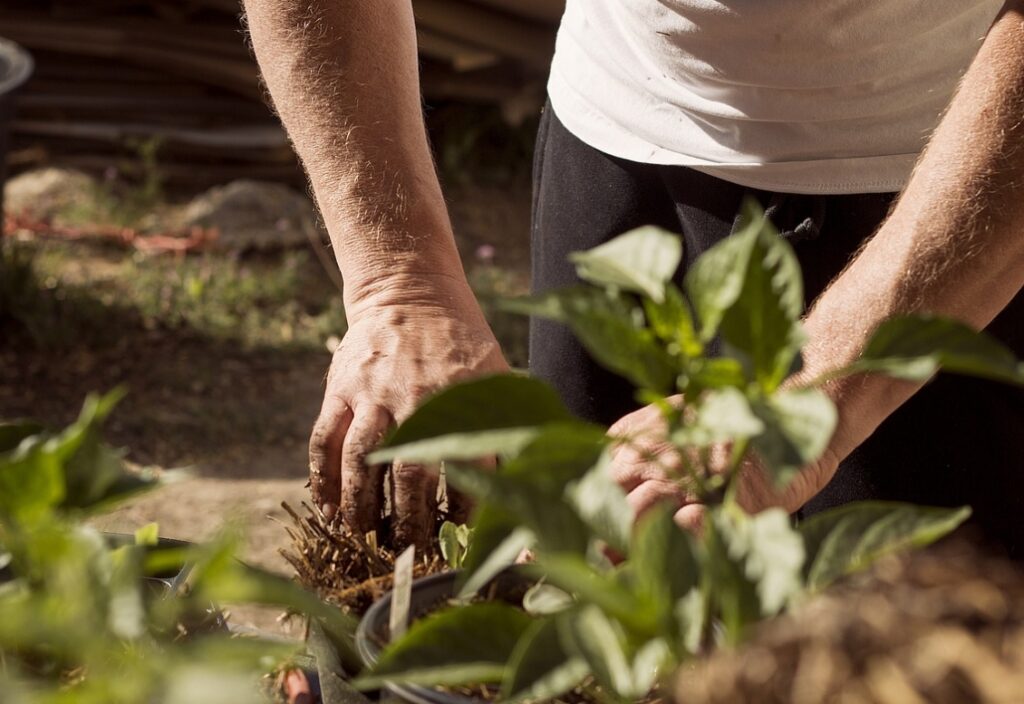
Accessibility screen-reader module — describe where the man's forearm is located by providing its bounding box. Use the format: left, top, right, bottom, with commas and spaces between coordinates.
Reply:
243, 0, 467, 316
798, 4, 1024, 479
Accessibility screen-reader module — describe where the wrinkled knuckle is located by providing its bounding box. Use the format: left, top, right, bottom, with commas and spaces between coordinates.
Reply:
392, 463, 428, 484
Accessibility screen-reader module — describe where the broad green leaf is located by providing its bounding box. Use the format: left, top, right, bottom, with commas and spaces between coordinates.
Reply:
501, 616, 589, 702
355, 603, 533, 689
801, 502, 971, 592
630, 637, 671, 696
685, 214, 759, 342
851, 315, 1024, 386
644, 285, 702, 358
526, 556, 649, 633
561, 605, 635, 699
308, 621, 372, 703
506, 289, 678, 392
686, 200, 804, 390
107, 545, 145, 640
630, 507, 700, 629
684, 357, 747, 394
564, 452, 634, 554
501, 423, 610, 489
370, 375, 573, 463
458, 526, 535, 598
675, 387, 765, 447
522, 583, 574, 616
447, 464, 590, 555
674, 589, 706, 655
0, 422, 44, 454
450, 424, 609, 558
371, 429, 541, 465
459, 503, 521, 593
0, 436, 65, 522
714, 508, 805, 617
569, 226, 683, 303
750, 387, 837, 487
134, 523, 160, 547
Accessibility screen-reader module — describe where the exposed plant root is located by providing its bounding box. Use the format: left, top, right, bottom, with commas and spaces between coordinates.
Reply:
278, 502, 445, 615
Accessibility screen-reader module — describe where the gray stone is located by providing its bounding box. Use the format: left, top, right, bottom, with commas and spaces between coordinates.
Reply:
3, 167, 97, 221
180, 180, 321, 251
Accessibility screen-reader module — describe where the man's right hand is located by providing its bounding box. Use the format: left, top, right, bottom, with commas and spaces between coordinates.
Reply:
309, 279, 508, 549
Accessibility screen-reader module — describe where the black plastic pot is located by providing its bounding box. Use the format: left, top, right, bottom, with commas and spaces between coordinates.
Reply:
0, 38, 33, 217
0, 533, 193, 595
356, 570, 532, 704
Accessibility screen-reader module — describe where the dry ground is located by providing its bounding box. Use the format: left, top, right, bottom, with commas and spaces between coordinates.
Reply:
0, 182, 531, 634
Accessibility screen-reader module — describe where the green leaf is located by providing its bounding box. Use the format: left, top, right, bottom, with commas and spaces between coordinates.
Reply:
526, 556, 648, 633
355, 603, 534, 689
134, 523, 160, 547
522, 583, 575, 616
308, 621, 372, 704
801, 501, 971, 592
458, 526, 535, 598
852, 315, 1024, 386
0, 436, 65, 522
438, 521, 471, 569
447, 464, 590, 555
750, 387, 837, 487
506, 289, 678, 392
569, 226, 683, 303
686, 199, 804, 390
643, 285, 702, 358
630, 507, 700, 630
0, 422, 44, 454
501, 616, 590, 703
564, 452, 634, 554
676, 387, 765, 448
561, 605, 635, 699
459, 503, 522, 594
371, 428, 541, 466
714, 508, 805, 616
630, 637, 671, 697
370, 375, 573, 464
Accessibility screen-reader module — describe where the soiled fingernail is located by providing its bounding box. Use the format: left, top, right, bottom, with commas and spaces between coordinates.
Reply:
321, 503, 338, 521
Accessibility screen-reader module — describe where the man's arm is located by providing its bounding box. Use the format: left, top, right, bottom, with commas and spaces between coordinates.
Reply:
243, 0, 508, 546
611, 3, 1024, 524
750, 1, 1024, 511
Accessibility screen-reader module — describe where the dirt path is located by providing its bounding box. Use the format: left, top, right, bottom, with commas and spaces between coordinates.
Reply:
1, 286, 332, 634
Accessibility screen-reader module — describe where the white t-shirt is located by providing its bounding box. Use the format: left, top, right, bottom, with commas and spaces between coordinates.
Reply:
548, 1, 1004, 194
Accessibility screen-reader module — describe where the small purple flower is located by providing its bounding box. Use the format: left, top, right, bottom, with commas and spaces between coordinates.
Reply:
475, 244, 496, 262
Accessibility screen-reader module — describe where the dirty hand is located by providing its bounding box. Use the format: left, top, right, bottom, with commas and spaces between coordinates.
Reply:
309, 283, 508, 549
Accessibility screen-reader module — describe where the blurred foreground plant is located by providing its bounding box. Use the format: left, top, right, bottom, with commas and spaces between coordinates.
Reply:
0, 389, 360, 704
356, 200, 1020, 702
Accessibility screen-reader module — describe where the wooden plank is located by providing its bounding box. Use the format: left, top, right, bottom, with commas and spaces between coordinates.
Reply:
412, 0, 555, 70
417, 29, 500, 72
467, 0, 564, 25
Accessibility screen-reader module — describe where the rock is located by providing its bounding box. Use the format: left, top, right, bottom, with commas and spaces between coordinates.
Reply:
179, 180, 321, 252
3, 167, 98, 221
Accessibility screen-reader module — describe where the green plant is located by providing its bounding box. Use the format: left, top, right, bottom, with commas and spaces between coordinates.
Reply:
355, 200, 1019, 702
0, 390, 362, 703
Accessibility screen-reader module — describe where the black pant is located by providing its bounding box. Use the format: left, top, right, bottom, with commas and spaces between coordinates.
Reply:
529, 105, 1024, 557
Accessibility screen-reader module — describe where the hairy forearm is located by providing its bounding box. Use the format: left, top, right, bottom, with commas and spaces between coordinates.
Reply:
243, 0, 466, 314
800, 4, 1024, 468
